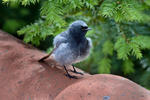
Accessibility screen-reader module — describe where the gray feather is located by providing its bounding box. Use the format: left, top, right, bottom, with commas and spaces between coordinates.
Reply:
52, 20, 92, 66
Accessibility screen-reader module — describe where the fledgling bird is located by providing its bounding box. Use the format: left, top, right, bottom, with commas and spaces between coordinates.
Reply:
39, 20, 92, 79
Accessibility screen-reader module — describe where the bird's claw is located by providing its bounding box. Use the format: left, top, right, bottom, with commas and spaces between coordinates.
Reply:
65, 74, 78, 79
71, 70, 84, 75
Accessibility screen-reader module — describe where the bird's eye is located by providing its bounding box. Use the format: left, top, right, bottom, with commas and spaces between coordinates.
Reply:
81, 26, 88, 30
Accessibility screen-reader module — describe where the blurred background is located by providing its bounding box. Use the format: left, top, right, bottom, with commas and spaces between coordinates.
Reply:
0, 0, 150, 89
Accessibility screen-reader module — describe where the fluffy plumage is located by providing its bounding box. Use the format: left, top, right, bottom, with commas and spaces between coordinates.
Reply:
52, 20, 92, 65
39, 20, 92, 78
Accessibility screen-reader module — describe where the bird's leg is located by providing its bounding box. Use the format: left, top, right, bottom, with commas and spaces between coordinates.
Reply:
64, 65, 78, 79
71, 65, 84, 75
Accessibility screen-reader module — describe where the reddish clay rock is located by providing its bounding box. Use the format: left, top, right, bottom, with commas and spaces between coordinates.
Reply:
55, 74, 150, 100
0, 30, 150, 100
0, 30, 89, 100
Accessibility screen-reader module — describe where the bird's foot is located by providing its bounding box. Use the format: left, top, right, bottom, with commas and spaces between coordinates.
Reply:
71, 65, 84, 75
71, 70, 84, 75
65, 74, 78, 79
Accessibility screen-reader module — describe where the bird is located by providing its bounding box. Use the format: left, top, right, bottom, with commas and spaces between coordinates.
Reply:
39, 20, 92, 79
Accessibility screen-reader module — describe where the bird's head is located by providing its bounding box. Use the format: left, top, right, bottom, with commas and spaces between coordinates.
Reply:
69, 20, 91, 38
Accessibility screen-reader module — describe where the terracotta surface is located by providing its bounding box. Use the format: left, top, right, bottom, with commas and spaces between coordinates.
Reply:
0, 30, 150, 100
55, 75, 150, 100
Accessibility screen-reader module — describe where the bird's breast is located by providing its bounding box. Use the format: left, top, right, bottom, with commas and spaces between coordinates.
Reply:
78, 39, 90, 56
69, 37, 91, 58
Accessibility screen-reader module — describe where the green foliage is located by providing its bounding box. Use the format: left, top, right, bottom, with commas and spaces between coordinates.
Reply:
18, 19, 54, 45
3, 19, 22, 33
100, 0, 150, 22
102, 40, 114, 56
3, 0, 39, 6
2, 0, 150, 89
115, 37, 130, 60
115, 35, 150, 60
98, 57, 111, 74
139, 71, 150, 89
131, 35, 150, 49
122, 59, 134, 75
144, 0, 150, 6
129, 40, 142, 59
40, 1, 66, 26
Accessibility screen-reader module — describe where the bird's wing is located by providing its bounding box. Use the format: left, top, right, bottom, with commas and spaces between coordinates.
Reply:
38, 33, 67, 62
53, 33, 68, 48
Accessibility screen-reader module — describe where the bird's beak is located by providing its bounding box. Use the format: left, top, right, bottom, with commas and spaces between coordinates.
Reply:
87, 28, 92, 30
85, 28, 92, 31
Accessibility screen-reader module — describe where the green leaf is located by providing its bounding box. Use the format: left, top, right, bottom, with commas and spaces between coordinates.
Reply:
41, 1, 66, 26
2, 0, 39, 5
98, 57, 111, 74
114, 37, 130, 60
100, 0, 116, 18
122, 59, 134, 75
131, 35, 150, 49
129, 41, 142, 59
100, 0, 150, 22
102, 40, 114, 56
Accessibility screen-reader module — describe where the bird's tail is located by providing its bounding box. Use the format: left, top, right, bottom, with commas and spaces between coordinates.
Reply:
38, 48, 56, 62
